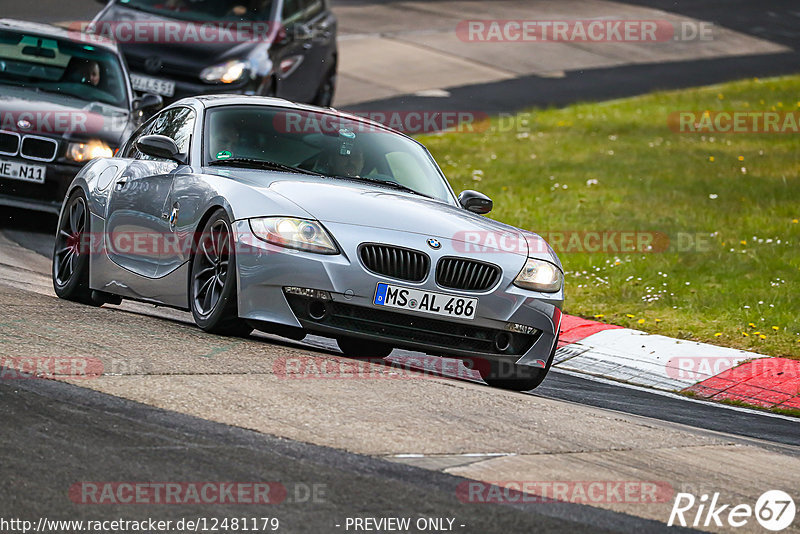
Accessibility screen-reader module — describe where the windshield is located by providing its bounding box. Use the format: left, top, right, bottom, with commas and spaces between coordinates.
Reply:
204, 106, 456, 202
0, 30, 128, 108
119, 0, 275, 22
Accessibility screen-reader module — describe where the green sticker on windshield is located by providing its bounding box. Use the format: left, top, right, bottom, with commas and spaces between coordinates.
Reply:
216, 150, 232, 160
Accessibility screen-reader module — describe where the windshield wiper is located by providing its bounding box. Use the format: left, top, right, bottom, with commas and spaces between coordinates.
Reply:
331, 175, 432, 199
208, 158, 322, 176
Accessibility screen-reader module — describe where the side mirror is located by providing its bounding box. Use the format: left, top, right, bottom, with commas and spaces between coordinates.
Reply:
292, 23, 314, 41
135, 134, 186, 164
133, 93, 163, 114
458, 190, 493, 214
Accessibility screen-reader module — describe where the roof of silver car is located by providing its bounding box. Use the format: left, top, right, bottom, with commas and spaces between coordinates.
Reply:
185, 95, 409, 139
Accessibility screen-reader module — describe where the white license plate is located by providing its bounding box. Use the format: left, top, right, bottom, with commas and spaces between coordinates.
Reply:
131, 74, 176, 97
0, 159, 45, 184
373, 283, 477, 320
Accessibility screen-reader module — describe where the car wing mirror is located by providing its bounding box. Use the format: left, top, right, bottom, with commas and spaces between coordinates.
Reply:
291, 22, 314, 41
133, 93, 163, 115
458, 190, 493, 214
135, 134, 186, 164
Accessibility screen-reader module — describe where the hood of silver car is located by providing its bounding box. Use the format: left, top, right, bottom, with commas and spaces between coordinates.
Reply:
268, 179, 544, 258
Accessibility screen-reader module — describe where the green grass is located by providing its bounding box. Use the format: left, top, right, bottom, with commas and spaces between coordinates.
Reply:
419, 75, 800, 358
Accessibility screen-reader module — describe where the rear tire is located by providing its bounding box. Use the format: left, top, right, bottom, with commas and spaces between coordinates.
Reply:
52, 190, 99, 306
479, 336, 559, 391
337, 336, 392, 358
189, 210, 253, 337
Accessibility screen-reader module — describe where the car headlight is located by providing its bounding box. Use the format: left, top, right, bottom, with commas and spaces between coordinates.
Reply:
514, 258, 563, 292
66, 140, 113, 162
200, 60, 247, 84
250, 217, 338, 255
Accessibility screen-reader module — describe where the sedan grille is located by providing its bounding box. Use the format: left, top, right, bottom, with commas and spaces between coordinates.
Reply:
436, 257, 501, 291
359, 244, 429, 282
20, 135, 58, 162
0, 131, 21, 155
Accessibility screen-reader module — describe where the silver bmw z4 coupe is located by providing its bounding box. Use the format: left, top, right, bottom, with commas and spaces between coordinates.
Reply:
52, 96, 564, 391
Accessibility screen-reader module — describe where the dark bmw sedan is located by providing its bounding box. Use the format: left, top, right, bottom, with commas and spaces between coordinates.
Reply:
91, 0, 338, 106
0, 19, 162, 214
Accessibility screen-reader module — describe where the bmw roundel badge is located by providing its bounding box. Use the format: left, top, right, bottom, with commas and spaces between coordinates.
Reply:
427, 238, 441, 249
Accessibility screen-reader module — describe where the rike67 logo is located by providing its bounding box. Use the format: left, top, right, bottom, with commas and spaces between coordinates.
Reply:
668, 490, 796, 531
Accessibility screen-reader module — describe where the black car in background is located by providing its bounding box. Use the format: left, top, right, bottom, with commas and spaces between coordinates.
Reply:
91, 0, 338, 106
0, 19, 162, 214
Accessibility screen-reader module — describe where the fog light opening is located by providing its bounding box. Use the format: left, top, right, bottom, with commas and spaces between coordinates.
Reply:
308, 300, 329, 321
494, 332, 512, 352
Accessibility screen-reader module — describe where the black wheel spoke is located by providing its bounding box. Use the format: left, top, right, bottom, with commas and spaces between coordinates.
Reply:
192, 218, 233, 317
202, 281, 214, 311
209, 230, 218, 258
201, 241, 214, 263
196, 275, 214, 299
195, 265, 215, 278
55, 196, 88, 286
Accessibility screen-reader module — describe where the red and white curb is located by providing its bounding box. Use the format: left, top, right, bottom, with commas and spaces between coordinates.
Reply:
555, 315, 800, 410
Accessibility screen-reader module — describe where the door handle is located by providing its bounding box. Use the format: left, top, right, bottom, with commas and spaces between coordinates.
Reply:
114, 176, 128, 190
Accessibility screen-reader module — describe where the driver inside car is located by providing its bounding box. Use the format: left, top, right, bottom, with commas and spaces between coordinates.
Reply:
315, 144, 365, 178
210, 116, 244, 159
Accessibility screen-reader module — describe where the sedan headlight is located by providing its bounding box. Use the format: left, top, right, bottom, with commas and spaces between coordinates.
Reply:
66, 140, 113, 162
200, 60, 247, 84
250, 217, 338, 255
514, 258, 563, 292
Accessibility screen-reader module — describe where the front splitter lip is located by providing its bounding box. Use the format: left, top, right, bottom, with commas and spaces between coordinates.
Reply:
294, 317, 548, 368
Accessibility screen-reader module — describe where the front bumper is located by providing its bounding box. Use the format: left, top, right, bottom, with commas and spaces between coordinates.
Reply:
131, 70, 260, 103
233, 220, 563, 369
0, 158, 81, 214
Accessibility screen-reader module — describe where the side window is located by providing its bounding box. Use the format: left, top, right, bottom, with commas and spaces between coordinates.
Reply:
282, 0, 304, 22
125, 107, 196, 160
121, 120, 155, 159
302, 0, 324, 20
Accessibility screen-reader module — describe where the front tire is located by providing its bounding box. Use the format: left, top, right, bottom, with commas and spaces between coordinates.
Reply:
189, 210, 252, 337
479, 336, 559, 391
337, 336, 393, 358
53, 190, 97, 305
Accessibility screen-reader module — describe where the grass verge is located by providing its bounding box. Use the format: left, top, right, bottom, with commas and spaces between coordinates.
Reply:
420, 75, 800, 358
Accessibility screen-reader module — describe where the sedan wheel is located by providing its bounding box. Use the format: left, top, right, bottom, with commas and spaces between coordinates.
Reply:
190, 210, 253, 337
52, 190, 96, 305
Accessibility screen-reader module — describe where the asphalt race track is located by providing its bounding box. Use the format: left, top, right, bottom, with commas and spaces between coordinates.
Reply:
1, 1, 799, 532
